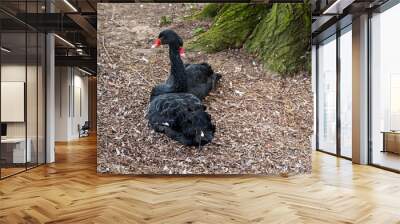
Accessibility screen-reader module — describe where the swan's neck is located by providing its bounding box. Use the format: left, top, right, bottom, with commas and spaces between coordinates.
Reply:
169, 45, 186, 92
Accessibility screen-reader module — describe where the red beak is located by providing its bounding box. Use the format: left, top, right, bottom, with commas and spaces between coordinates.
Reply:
179, 47, 185, 57
151, 38, 161, 48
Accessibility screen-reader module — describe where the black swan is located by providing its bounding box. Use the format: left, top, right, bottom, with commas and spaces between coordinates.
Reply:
151, 29, 221, 100
150, 30, 187, 101
184, 62, 222, 100
147, 93, 215, 146
147, 30, 216, 146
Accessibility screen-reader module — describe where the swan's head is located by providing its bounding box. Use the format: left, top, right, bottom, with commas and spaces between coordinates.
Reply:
152, 29, 185, 57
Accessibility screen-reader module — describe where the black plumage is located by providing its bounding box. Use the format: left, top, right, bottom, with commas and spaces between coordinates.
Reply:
150, 30, 187, 101
184, 63, 222, 100
150, 29, 221, 101
147, 29, 217, 146
147, 93, 215, 146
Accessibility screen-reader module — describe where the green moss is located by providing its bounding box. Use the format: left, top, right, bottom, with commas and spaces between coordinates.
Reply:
188, 3, 311, 75
245, 3, 311, 75
193, 27, 206, 36
187, 4, 269, 53
192, 3, 224, 20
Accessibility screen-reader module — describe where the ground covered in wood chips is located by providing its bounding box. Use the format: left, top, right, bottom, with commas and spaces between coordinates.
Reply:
97, 3, 313, 175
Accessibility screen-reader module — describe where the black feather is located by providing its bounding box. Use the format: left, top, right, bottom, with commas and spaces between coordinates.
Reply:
147, 93, 215, 146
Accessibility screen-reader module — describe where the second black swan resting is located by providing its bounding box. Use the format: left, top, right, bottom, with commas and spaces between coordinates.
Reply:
150, 29, 221, 101
147, 29, 218, 146
184, 63, 221, 100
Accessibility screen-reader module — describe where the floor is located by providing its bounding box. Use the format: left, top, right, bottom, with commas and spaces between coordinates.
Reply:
372, 150, 400, 171
1, 163, 44, 179
0, 136, 400, 223
0, 167, 25, 178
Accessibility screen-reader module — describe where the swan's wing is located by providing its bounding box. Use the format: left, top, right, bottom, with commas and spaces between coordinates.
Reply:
185, 63, 214, 83
148, 93, 202, 130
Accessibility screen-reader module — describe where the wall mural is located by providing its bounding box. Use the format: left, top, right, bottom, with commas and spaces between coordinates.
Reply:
97, 3, 313, 175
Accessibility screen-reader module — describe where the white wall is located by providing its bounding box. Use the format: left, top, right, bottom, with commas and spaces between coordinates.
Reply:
55, 67, 89, 141
1, 65, 26, 140
55, 66, 70, 141
1, 65, 34, 138
1, 82, 25, 122
72, 73, 89, 138
1, 64, 25, 81
1, 63, 46, 164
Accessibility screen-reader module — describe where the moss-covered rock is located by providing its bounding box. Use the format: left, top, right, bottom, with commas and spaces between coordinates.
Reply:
245, 3, 311, 75
188, 3, 311, 75
187, 4, 269, 53
192, 3, 224, 20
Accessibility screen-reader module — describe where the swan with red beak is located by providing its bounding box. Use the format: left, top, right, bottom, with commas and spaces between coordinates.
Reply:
150, 29, 221, 101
